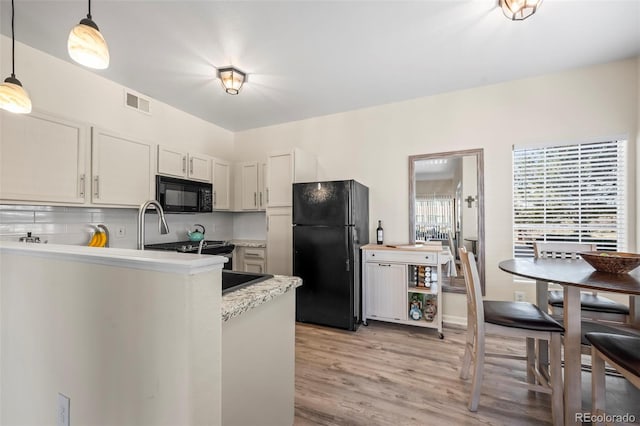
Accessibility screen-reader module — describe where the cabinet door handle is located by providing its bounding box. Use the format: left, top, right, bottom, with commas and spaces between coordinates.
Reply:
182, 156, 187, 173
213, 191, 216, 206
259, 192, 263, 207
266, 188, 269, 203
378, 263, 391, 267
245, 252, 262, 258
79, 174, 85, 197
190, 158, 194, 174
93, 176, 100, 198
254, 192, 257, 207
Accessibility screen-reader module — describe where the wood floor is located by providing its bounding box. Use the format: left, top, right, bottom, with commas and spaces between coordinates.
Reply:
294, 321, 640, 426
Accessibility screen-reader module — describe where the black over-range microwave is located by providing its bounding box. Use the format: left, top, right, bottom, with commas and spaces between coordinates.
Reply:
156, 175, 213, 213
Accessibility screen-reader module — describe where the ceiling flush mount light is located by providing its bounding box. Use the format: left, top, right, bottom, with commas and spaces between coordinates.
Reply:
500, 0, 542, 21
217, 67, 247, 95
0, 0, 32, 114
68, 0, 110, 69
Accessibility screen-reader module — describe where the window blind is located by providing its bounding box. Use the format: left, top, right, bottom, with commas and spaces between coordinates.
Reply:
415, 195, 454, 241
513, 140, 626, 257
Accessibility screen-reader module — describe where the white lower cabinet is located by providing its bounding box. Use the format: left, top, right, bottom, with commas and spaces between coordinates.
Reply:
362, 246, 443, 338
91, 128, 155, 206
266, 207, 292, 275
365, 263, 407, 321
0, 111, 88, 204
234, 247, 267, 273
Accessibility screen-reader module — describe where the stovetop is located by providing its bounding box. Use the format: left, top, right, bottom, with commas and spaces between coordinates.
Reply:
145, 240, 233, 253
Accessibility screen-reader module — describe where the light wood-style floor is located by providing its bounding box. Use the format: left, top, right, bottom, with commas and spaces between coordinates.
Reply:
294, 321, 640, 426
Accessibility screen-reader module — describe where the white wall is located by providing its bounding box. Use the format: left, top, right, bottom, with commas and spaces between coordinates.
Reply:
416, 179, 454, 196
0, 35, 234, 160
0, 35, 244, 245
0, 205, 234, 249
1, 253, 222, 425
235, 58, 639, 320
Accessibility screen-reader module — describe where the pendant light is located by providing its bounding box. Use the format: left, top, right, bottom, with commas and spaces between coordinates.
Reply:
500, 0, 542, 21
0, 0, 32, 114
217, 67, 247, 95
68, 0, 110, 69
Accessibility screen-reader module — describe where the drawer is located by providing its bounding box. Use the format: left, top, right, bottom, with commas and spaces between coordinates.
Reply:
244, 248, 265, 259
365, 250, 437, 265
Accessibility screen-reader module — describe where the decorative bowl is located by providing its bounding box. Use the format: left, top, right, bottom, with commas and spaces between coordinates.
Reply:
579, 251, 640, 274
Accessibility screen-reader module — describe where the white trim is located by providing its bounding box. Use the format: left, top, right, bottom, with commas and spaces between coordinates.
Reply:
512, 134, 629, 151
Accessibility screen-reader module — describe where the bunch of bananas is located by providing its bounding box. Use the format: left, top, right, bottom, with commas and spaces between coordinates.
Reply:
88, 231, 108, 247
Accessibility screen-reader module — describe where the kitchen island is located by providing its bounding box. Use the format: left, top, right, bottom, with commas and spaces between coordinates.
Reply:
0, 242, 300, 426
222, 275, 301, 426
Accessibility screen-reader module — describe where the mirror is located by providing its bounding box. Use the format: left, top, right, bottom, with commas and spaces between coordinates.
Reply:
409, 149, 484, 294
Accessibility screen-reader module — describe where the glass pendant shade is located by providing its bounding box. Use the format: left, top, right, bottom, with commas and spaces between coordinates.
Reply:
500, 0, 542, 20
68, 18, 110, 69
218, 67, 246, 95
0, 76, 32, 114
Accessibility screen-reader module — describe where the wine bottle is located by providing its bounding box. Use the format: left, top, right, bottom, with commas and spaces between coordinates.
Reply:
376, 220, 384, 245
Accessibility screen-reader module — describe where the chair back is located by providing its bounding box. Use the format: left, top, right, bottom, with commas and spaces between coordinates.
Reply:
448, 232, 456, 257
533, 242, 597, 259
459, 247, 484, 330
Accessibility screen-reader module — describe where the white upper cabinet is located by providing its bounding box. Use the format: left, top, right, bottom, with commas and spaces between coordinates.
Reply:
0, 111, 88, 204
240, 162, 259, 210
91, 128, 155, 206
157, 145, 212, 183
258, 161, 267, 210
188, 153, 212, 182
266, 148, 317, 207
212, 158, 230, 210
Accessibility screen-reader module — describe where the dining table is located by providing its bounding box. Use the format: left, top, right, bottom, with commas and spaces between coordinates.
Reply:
498, 257, 640, 426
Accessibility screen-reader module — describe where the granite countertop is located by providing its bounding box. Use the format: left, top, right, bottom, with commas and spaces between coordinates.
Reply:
232, 239, 267, 248
222, 275, 302, 322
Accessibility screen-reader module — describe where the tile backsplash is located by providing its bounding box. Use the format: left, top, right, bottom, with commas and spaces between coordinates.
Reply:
0, 204, 235, 249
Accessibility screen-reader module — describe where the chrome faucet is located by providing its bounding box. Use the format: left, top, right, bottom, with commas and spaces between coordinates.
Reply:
137, 200, 170, 250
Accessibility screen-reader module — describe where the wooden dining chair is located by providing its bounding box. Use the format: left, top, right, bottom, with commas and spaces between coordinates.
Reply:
585, 332, 640, 425
458, 247, 564, 425
533, 242, 630, 323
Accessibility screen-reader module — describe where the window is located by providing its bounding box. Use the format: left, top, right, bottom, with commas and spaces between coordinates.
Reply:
415, 195, 454, 241
513, 140, 627, 257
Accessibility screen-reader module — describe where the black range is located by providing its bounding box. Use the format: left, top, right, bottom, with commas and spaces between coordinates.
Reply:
144, 240, 235, 269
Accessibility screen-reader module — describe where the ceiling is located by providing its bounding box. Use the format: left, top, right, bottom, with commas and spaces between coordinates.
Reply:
1, 1, 639, 132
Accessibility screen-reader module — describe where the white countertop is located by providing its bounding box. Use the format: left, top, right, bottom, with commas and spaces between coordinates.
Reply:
0, 241, 226, 275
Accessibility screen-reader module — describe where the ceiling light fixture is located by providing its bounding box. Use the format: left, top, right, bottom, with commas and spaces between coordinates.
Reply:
500, 0, 542, 21
0, 0, 32, 114
217, 67, 246, 95
68, 0, 110, 69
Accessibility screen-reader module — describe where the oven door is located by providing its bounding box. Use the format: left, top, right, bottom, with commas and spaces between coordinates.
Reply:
156, 176, 200, 213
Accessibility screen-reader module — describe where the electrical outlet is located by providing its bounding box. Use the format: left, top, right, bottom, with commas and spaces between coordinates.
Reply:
514, 291, 525, 302
116, 225, 126, 238
57, 393, 70, 426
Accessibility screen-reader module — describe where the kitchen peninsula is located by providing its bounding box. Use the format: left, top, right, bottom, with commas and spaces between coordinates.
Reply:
0, 242, 300, 426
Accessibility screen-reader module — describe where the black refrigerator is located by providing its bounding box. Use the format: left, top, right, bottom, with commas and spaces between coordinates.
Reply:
293, 180, 369, 331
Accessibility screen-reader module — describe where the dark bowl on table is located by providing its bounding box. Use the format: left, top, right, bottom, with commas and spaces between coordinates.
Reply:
579, 251, 640, 274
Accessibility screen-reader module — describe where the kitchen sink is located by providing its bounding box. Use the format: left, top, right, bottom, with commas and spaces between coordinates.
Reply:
222, 270, 273, 294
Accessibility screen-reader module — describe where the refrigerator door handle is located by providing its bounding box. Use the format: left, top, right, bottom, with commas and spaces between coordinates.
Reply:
345, 259, 350, 272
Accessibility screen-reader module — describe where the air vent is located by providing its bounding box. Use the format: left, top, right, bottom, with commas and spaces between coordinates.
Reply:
124, 89, 151, 114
